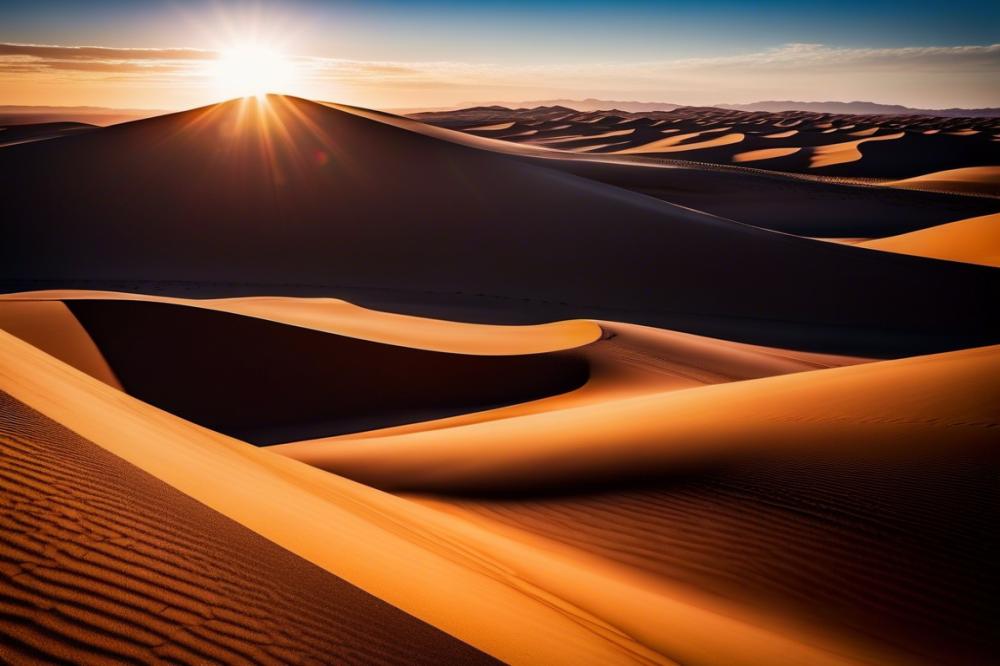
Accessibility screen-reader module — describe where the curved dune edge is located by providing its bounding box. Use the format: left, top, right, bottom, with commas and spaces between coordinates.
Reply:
614, 132, 745, 155
534, 128, 635, 145
299, 319, 861, 443
0, 330, 889, 666
808, 131, 905, 168
273, 344, 999, 494
859, 212, 1000, 267
0, 292, 862, 444
883, 166, 1000, 197
466, 121, 516, 131
732, 147, 801, 163
0, 290, 601, 356
0, 300, 122, 389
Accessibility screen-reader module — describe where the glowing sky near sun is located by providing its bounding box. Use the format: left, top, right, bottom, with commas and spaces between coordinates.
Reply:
0, 0, 998, 110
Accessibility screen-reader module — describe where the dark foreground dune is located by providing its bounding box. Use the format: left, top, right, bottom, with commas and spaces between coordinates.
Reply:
0, 392, 495, 665
1, 95, 998, 356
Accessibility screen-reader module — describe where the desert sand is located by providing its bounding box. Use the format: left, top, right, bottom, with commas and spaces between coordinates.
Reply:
860, 212, 1000, 266
2, 96, 998, 356
1, 93, 998, 665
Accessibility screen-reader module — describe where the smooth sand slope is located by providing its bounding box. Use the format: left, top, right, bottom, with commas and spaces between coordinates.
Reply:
1, 325, 905, 666
2, 291, 995, 663
0, 392, 496, 665
0, 292, 855, 444
860, 212, 1000, 267
353, 104, 1000, 235
1, 96, 998, 355
885, 166, 1000, 197
277, 342, 1000, 665
0, 121, 95, 148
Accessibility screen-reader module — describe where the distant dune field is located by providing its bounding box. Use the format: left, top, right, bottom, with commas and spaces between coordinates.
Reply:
1, 93, 997, 664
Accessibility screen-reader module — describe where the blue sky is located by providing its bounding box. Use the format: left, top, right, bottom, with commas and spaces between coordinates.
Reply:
1, 1, 997, 109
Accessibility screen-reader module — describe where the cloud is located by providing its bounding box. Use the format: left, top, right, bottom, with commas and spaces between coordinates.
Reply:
0, 43, 210, 61
1, 41, 998, 107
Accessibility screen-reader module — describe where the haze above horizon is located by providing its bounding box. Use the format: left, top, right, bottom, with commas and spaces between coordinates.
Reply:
1, 0, 998, 111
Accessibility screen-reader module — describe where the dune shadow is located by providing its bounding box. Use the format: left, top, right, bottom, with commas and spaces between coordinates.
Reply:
67, 300, 589, 445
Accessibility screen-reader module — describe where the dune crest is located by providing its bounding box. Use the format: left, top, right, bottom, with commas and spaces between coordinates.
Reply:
859, 212, 1000, 266
1, 328, 898, 665
808, 131, 905, 168
885, 166, 1000, 196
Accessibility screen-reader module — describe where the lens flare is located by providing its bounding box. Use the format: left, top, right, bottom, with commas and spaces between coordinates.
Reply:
209, 44, 296, 99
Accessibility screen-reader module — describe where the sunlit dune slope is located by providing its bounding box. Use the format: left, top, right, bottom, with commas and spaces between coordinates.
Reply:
273, 344, 999, 493
0, 292, 859, 444
885, 166, 1000, 196
0, 392, 496, 665
2, 329, 892, 665
0, 290, 601, 354
0, 294, 596, 444
1, 95, 998, 355
276, 343, 999, 664
0, 299, 121, 388
860, 212, 1000, 267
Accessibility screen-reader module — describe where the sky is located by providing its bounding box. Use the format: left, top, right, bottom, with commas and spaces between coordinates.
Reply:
1, 0, 998, 110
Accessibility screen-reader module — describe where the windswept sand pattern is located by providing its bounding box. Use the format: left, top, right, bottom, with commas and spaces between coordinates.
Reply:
0, 391, 496, 665
421, 455, 999, 665
0, 86, 998, 666
414, 104, 1000, 191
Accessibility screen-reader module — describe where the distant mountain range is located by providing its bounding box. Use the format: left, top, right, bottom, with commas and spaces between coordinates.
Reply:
0, 105, 171, 126
405, 98, 1000, 118
715, 101, 1000, 117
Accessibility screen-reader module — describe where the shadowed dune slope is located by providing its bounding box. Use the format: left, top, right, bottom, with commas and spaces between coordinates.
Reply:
1, 96, 998, 355
0, 392, 496, 665
417, 451, 998, 666
0, 121, 96, 148
860, 212, 1000, 267
538, 157, 999, 237
61, 299, 589, 444
348, 104, 1000, 236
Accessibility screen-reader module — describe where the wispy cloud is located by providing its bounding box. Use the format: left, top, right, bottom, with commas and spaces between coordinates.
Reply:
2, 41, 998, 107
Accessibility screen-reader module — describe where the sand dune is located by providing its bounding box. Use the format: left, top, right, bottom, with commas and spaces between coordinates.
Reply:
731, 146, 801, 162
0, 392, 494, 665
2, 94, 998, 665
762, 129, 798, 138
273, 343, 998, 492
396, 104, 1000, 234
614, 131, 744, 154
0, 296, 592, 444
859, 212, 1000, 266
2, 326, 900, 666
265, 316, 998, 664
885, 166, 1000, 196
415, 105, 1000, 179
808, 131, 905, 168
466, 121, 516, 131
4, 96, 997, 355
0, 300, 121, 389
0, 121, 95, 148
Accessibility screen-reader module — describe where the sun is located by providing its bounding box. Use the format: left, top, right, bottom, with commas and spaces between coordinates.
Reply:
209, 43, 296, 99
